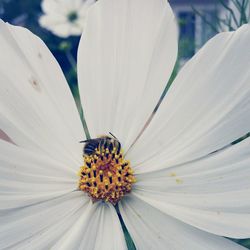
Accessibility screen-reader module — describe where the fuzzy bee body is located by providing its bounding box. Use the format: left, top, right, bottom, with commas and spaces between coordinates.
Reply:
80, 134, 121, 156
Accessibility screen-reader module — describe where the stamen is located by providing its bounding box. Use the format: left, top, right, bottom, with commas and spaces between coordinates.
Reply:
78, 136, 136, 204
99, 170, 104, 182
108, 172, 113, 184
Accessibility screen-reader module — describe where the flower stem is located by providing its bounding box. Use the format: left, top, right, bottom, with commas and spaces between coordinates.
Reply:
115, 205, 136, 250
66, 50, 77, 73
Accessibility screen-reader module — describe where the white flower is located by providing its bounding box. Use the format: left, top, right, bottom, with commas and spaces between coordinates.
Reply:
1, 0, 250, 249
39, 0, 96, 37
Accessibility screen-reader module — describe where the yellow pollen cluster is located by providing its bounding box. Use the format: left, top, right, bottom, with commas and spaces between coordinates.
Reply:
78, 145, 136, 204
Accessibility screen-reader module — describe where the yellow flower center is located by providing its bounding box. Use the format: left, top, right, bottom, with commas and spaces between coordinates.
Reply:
78, 136, 136, 205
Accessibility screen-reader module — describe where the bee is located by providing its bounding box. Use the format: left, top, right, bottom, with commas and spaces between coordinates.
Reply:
80, 133, 121, 156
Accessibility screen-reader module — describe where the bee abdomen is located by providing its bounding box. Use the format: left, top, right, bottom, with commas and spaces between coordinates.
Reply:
83, 140, 100, 155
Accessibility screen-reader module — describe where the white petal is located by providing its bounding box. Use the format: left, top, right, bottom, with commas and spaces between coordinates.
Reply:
78, 0, 96, 18
52, 23, 79, 38
39, 14, 68, 29
0, 139, 78, 209
39, 14, 84, 37
40, 16, 74, 37
0, 191, 89, 249
119, 195, 245, 250
128, 24, 250, 173
68, 23, 84, 36
41, 0, 70, 15
63, 0, 94, 12
78, 0, 177, 148
134, 137, 250, 238
41, 0, 95, 16
0, 21, 84, 166
52, 201, 127, 250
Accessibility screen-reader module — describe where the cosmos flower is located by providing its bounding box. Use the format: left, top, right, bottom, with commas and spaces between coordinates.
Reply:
1, 0, 250, 249
39, 0, 95, 37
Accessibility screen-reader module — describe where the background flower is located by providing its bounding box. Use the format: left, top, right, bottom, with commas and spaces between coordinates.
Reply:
39, 0, 96, 38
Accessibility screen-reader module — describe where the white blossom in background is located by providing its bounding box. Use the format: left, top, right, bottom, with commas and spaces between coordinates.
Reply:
0, 0, 250, 249
39, 0, 96, 37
